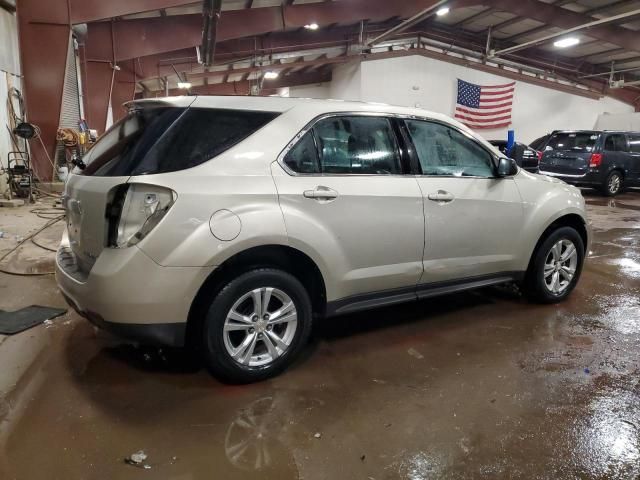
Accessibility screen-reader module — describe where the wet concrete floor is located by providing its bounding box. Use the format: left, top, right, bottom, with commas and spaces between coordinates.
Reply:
0, 190, 639, 479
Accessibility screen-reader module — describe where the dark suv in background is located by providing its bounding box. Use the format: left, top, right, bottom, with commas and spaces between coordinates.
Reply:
489, 140, 540, 173
538, 130, 640, 196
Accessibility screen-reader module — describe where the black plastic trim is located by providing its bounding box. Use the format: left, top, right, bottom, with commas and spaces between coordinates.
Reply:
61, 293, 186, 346
325, 272, 523, 317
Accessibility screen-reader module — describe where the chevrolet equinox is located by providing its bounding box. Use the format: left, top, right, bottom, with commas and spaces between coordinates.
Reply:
56, 96, 589, 383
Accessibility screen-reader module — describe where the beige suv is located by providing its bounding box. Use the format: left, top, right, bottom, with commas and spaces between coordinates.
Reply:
56, 96, 589, 383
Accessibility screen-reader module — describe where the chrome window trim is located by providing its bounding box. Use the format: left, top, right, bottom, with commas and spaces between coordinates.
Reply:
276, 111, 501, 178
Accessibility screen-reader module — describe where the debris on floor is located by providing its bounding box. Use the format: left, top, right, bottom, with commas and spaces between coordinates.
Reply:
124, 451, 151, 469
407, 348, 424, 359
314, 432, 322, 439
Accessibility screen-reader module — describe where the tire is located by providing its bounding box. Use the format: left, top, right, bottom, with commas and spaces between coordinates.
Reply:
201, 268, 313, 383
523, 226, 585, 304
602, 170, 623, 196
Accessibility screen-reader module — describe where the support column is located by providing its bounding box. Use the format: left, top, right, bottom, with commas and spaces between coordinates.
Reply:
16, 0, 71, 181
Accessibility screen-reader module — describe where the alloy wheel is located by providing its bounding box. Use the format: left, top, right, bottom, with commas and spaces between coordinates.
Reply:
608, 174, 621, 195
223, 287, 298, 367
543, 239, 578, 295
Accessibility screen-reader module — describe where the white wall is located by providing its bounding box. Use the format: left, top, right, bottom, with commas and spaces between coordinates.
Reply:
288, 54, 634, 144
0, 7, 21, 196
595, 112, 640, 131
288, 83, 331, 99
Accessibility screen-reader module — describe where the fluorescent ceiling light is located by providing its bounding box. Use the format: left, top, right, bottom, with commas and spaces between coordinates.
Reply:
436, 7, 450, 16
304, 23, 319, 30
553, 37, 580, 48
264, 71, 279, 79
177, 81, 192, 89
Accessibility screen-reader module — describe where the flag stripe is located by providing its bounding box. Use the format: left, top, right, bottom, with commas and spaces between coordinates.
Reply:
479, 88, 515, 96
455, 107, 512, 117
478, 94, 514, 103
462, 121, 512, 129
455, 78, 515, 129
480, 82, 516, 89
454, 113, 512, 124
476, 102, 512, 110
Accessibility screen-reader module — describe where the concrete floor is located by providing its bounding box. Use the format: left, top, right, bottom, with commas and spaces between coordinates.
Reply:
0, 190, 639, 479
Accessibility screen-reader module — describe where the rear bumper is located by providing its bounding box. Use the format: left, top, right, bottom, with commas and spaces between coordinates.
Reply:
55, 232, 214, 347
539, 170, 602, 186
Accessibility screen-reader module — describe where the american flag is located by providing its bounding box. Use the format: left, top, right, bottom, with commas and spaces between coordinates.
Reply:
454, 79, 515, 130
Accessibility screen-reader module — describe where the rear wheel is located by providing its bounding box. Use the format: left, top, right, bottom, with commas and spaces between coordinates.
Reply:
602, 170, 623, 196
523, 226, 585, 303
201, 268, 313, 383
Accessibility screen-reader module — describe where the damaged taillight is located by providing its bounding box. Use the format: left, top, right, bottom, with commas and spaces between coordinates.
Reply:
107, 184, 176, 248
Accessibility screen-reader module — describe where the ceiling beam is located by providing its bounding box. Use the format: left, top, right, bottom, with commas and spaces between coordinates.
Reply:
188, 54, 350, 80
200, 0, 222, 66
574, 47, 626, 62
453, 7, 497, 27
489, 0, 572, 35
481, 0, 640, 54
366, 0, 451, 46
68, 0, 197, 24
600, 54, 640, 66
501, 0, 640, 43
585, 0, 640, 18
0, 0, 16, 13
85, 0, 481, 62
491, 8, 640, 57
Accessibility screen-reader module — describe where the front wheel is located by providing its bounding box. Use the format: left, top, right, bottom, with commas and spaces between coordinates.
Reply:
523, 226, 585, 304
201, 268, 313, 383
602, 171, 623, 196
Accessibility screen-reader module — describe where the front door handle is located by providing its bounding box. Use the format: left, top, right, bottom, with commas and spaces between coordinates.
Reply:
303, 186, 339, 201
427, 190, 455, 203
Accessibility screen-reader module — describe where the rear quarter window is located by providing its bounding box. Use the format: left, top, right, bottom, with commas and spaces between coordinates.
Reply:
80, 107, 279, 176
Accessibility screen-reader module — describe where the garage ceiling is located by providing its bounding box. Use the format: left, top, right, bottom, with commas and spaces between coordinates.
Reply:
68, 0, 640, 105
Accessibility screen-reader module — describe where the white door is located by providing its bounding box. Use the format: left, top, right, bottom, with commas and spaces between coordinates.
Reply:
272, 115, 425, 304
403, 119, 525, 284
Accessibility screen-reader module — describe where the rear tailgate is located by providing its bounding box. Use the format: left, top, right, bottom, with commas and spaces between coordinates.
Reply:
63, 174, 128, 277
539, 151, 591, 176
539, 131, 599, 177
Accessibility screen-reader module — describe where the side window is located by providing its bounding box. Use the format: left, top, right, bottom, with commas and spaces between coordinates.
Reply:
628, 134, 640, 154
604, 134, 627, 152
283, 131, 319, 174
312, 116, 401, 174
405, 120, 495, 177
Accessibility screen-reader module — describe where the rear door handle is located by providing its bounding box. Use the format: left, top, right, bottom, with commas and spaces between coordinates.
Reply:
303, 186, 339, 201
427, 190, 455, 203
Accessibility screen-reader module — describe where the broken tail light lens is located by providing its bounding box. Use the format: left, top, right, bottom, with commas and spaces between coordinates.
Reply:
112, 184, 176, 248
589, 153, 602, 168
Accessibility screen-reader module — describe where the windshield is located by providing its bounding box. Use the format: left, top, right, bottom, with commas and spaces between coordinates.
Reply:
78, 107, 279, 176
545, 132, 598, 153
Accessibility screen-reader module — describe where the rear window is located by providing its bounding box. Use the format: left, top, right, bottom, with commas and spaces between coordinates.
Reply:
79, 107, 279, 176
529, 134, 550, 151
545, 132, 598, 153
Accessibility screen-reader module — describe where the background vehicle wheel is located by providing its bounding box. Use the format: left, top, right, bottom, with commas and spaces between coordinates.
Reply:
602, 171, 623, 196
523, 226, 585, 304
201, 268, 313, 383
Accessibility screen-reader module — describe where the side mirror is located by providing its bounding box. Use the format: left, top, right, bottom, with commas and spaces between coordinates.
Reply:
497, 157, 518, 177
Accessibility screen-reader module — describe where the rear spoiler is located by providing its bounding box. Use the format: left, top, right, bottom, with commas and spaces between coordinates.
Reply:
123, 97, 197, 112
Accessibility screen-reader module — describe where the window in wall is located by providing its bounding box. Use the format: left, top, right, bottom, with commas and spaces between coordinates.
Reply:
404, 120, 494, 177
312, 116, 401, 174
